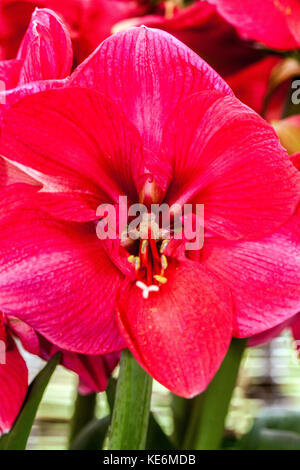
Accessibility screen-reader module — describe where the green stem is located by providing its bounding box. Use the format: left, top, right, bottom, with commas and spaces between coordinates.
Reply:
68, 391, 97, 447
183, 338, 247, 450
108, 349, 153, 450
172, 394, 194, 448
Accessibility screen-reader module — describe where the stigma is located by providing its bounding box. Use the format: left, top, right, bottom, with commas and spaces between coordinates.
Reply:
136, 281, 159, 299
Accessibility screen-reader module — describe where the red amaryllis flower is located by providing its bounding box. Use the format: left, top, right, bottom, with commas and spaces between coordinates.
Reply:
113, 0, 262, 77
0, 28, 299, 397
207, 0, 300, 50
0, 0, 151, 63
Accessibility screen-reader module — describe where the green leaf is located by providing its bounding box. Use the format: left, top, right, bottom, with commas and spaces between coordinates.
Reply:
70, 416, 110, 450
241, 428, 300, 450
71, 412, 173, 451
252, 409, 300, 435
106, 378, 117, 412
182, 338, 246, 450
68, 392, 97, 447
239, 409, 300, 450
0, 433, 9, 450
146, 414, 175, 450
2, 353, 60, 450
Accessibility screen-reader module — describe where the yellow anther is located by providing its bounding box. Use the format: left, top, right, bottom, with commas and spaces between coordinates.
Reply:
161, 255, 168, 271
154, 275, 168, 285
141, 239, 148, 254
128, 255, 135, 264
160, 240, 169, 254
134, 256, 141, 270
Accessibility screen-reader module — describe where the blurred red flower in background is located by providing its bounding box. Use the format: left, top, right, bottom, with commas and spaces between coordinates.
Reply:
207, 0, 300, 50
0, 8, 72, 123
0, 7, 72, 89
113, 0, 262, 77
0, 0, 151, 63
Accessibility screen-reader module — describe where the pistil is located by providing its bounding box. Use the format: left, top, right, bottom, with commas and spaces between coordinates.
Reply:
128, 236, 170, 298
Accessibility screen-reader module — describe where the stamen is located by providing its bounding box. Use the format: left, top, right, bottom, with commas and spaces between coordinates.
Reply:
161, 255, 168, 271
127, 217, 170, 291
136, 281, 159, 299
160, 240, 169, 254
133, 256, 141, 270
140, 239, 149, 268
153, 275, 167, 285
141, 240, 148, 255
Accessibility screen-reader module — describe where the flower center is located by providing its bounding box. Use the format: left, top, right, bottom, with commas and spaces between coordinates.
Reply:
127, 213, 170, 299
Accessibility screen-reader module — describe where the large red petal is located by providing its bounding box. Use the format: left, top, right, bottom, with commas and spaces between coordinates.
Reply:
0, 78, 67, 123
0, 337, 28, 434
70, 27, 232, 174
0, 87, 144, 211
117, 260, 232, 397
0, 155, 41, 188
39, 335, 121, 394
0, 58, 22, 88
163, 92, 300, 239
7, 316, 40, 356
249, 317, 294, 347
202, 212, 300, 337
76, 353, 120, 395
0, 204, 125, 355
